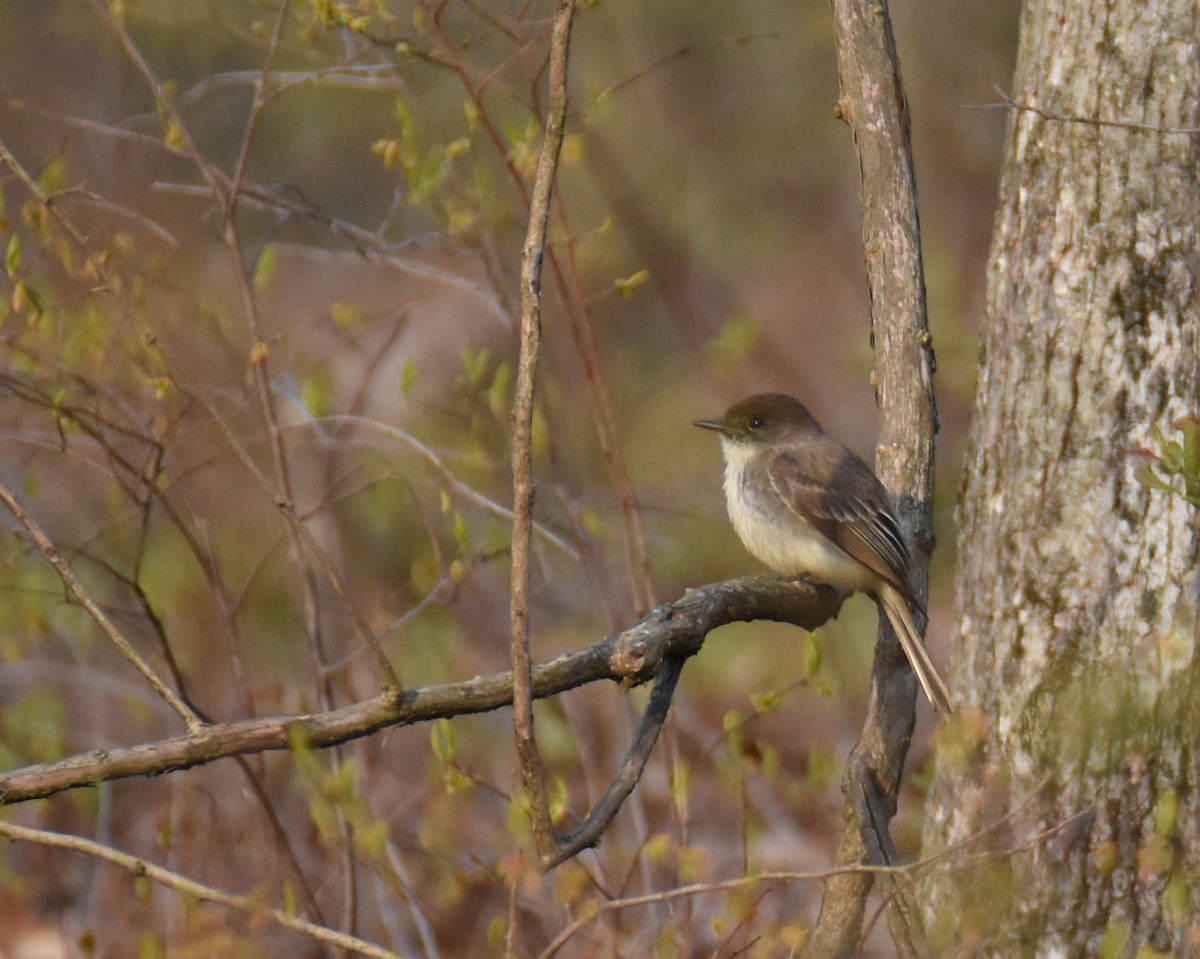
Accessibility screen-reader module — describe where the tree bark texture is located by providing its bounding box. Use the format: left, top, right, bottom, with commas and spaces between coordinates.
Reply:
927, 0, 1200, 955
805, 0, 936, 955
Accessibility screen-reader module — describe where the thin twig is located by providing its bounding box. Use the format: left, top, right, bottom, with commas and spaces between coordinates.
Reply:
551, 192, 656, 614
292, 414, 578, 557
0, 479, 202, 731
537, 778, 1077, 959
511, 0, 577, 866
0, 821, 398, 959
200, 396, 401, 693
229, 0, 292, 201
419, 0, 654, 619
535, 862, 919, 959
993, 87, 1200, 134
0, 136, 115, 292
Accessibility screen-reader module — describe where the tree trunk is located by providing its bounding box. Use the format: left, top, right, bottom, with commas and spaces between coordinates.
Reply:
926, 0, 1200, 954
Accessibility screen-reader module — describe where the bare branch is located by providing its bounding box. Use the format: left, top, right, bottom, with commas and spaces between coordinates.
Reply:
511, 0, 577, 865
0, 821, 399, 959
0, 576, 840, 805
808, 0, 937, 955
544, 654, 684, 868
993, 87, 1200, 134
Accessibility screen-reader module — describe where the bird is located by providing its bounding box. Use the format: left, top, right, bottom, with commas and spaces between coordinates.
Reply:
694, 392, 951, 713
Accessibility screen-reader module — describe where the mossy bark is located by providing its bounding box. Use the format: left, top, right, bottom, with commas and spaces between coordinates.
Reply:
926, 0, 1200, 954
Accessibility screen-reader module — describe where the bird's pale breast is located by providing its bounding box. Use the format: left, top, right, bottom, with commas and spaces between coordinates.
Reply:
720, 441, 873, 592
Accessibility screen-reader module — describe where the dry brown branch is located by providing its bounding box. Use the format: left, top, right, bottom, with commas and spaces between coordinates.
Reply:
0, 576, 839, 805
538, 776, 1080, 959
807, 0, 937, 956
0, 820, 399, 959
511, 0, 577, 866
537, 862, 917, 959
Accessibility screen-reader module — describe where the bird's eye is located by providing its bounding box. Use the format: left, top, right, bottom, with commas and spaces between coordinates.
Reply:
749, 416, 765, 430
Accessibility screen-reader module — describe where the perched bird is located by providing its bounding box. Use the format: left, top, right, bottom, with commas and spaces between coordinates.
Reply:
695, 392, 951, 713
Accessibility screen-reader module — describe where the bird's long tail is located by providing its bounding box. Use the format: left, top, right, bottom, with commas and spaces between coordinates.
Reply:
878, 584, 952, 714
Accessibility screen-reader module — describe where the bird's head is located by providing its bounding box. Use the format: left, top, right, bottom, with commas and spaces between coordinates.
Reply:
694, 393, 821, 447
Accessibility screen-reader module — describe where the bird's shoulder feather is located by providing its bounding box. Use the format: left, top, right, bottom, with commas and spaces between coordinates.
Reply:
763, 444, 913, 597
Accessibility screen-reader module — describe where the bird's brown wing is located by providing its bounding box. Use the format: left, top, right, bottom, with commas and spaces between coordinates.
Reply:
765, 446, 913, 598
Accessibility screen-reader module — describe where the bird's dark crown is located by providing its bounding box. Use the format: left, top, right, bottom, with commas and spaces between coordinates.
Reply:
695, 392, 821, 443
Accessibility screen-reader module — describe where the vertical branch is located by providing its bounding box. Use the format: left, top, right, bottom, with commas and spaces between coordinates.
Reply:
806, 0, 935, 956
511, 0, 577, 864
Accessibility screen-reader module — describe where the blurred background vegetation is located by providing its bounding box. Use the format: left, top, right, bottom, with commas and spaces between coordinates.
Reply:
0, 0, 1018, 955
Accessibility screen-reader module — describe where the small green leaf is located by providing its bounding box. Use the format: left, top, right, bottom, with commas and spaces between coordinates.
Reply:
1165, 871, 1189, 924
354, 820, 389, 863
802, 631, 823, 677
1133, 462, 1172, 493
449, 510, 470, 551
1180, 416, 1200, 491
579, 505, 605, 538
431, 718, 456, 762
750, 689, 782, 715
409, 146, 449, 205
671, 756, 691, 817
332, 757, 359, 801
1100, 916, 1129, 959
329, 302, 367, 329
549, 775, 569, 824
805, 747, 838, 788
487, 362, 512, 416
39, 156, 68, 195
253, 244, 278, 290
300, 368, 333, 418
138, 932, 165, 959
1165, 440, 1186, 472
6, 233, 20, 276
400, 356, 419, 397
759, 742, 780, 780
1153, 789, 1179, 838
614, 268, 650, 299
461, 347, 491, 389
706, 313, 761, 368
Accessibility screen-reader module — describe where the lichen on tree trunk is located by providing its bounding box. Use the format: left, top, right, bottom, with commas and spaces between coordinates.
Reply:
926, 0, 1200, 954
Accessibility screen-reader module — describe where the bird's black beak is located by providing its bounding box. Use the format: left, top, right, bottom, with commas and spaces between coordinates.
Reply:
693, 418, 728, 434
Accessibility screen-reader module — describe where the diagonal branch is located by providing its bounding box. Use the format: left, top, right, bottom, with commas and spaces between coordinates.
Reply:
0, 820, 398, 959
0, 479, 203, 732
0, 576, 840, 806
545, 654, 684, 868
